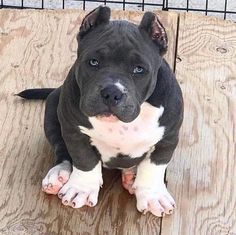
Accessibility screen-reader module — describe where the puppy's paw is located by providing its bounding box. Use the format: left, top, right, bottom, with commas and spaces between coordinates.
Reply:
42, 161, 72, 195
58, 163, 103, 208
135, 185, 176, 217
121, 167, 136, 194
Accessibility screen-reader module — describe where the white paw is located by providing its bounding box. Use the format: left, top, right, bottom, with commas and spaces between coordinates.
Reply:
58, 163, 103, 208
132, 160, 175, 217
42, 161, 72, 195
135, 185, 176, 217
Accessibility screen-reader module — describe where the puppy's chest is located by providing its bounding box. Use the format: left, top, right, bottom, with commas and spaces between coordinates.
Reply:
79, 102, 165, 162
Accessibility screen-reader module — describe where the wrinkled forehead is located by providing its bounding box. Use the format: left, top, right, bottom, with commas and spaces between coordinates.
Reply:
79, 21, 158, 63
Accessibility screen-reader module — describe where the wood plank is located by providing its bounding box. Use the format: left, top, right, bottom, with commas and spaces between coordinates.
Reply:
161, 13, 236, 235
0, 9, 178, 235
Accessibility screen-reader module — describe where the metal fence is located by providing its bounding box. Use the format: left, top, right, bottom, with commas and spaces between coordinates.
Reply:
0, 0, 235, 20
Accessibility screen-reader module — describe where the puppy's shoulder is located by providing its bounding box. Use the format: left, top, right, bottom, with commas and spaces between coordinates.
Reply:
147, 59, 183, 133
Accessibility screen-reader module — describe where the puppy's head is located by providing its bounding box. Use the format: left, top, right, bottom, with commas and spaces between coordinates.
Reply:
75, 6, 168, 123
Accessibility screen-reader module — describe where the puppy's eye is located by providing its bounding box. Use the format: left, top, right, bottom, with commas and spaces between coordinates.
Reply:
89, 59, 99, 67
133, 66, 144, 74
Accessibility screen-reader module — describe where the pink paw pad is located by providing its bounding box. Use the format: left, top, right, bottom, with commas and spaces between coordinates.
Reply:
42, 183, 63, 195
42, 162, 71, 195
122, 167, 137, 194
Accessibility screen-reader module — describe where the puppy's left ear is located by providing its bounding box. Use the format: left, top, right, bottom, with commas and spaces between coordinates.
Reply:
79, 6, 111, 39
139, 12, 168, 55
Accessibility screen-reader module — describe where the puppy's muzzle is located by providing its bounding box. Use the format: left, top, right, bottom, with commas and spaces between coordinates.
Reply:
100, 85, 124, 107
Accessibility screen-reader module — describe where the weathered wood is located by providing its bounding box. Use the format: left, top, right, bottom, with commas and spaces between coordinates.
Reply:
161, 13, 236, 235
0, 9, 178, 235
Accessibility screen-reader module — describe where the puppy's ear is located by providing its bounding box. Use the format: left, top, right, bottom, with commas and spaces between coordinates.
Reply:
79, 6, 111, 39
139, 12, 168, 55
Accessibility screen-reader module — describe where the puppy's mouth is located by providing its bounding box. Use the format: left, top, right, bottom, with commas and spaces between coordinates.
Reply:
96, 112, 119, 122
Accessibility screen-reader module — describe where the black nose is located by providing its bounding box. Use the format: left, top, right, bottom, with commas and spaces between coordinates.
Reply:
100, 85, 124, 106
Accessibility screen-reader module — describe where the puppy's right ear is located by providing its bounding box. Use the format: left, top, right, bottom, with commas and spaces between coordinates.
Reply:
78, 6, 111, 39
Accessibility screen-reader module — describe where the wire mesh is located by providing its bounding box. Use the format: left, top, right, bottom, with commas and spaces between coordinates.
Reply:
0, 0, 235, 20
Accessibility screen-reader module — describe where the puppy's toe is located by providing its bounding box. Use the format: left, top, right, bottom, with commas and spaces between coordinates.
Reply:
135, 186, 176, 217
148, 199, 166, 217
42, 161, 72, 195
42, 183, 62, 195
136, 194, 149, 214
86, 190, 99, 207
60, 188, 77, 206
71, 192, 88, 208
157, 195, 176, 214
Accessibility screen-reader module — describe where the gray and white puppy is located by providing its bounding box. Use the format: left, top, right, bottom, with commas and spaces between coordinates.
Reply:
18, 6, 183, 217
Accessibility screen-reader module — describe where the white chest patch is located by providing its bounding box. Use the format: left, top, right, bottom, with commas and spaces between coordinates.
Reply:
79, 102, 165, 165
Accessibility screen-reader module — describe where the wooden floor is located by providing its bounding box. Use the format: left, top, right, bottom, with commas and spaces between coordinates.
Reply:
0, 9, 235, 235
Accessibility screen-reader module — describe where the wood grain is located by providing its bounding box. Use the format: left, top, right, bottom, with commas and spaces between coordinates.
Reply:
0, 9, 178, 235
161, 13, 236, 235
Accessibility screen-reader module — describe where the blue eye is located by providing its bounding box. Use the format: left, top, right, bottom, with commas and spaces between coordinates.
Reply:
89, 59, 99, 67
133, 66, 144, 74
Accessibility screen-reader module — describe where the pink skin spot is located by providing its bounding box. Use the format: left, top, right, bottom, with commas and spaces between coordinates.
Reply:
42, 184, 62, 195
42, 173, 69, 195
133, 126, 139, 132
122, 168, 137, 194
108, 128, 113, 132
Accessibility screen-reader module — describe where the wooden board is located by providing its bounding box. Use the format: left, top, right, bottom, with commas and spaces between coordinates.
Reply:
0, 9, 178, 235
161, 13, 236, 235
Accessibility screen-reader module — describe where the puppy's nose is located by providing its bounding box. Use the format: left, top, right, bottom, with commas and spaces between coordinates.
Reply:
100, 85, 124, 106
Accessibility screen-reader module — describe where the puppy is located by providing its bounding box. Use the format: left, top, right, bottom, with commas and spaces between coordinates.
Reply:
18, 6, 183, 217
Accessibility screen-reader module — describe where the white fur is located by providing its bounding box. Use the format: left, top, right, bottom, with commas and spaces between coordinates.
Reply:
79, 102, 165, 166
115, 82, 127, 93
133, 160, 167, 188
58, 162, 103, 208
133, 160, 175, 216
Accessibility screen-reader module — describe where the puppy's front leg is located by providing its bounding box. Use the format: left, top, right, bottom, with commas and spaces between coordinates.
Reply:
133, 145, 176, 217
58, 127, 103, 208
